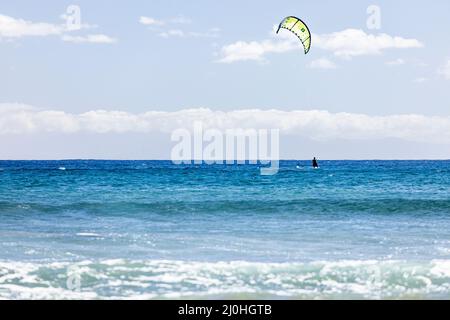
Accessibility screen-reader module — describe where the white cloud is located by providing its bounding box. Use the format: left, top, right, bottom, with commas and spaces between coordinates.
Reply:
139, 15, 192, 26
0, 14, 63, 38
158, 28, 220, 39
158, 29, 185, 38
438, 59, 450, 79
0, 13, 116, 44
386, 58, 405, 66
1, 104, 450, 144
217, 28, 423, 63
139, 16, 165, 26
314, 29, 423, 58
62, 34, 117, 44
140, 15, 218, 39
217, 39, 297, 63
309, 58, 337, 69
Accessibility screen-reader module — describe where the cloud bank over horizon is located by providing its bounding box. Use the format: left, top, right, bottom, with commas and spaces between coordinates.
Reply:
1, 104, 450, 145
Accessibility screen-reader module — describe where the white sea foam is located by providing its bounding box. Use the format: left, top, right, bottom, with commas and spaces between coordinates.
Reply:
0, 259, 449, 299
76, 232, 101, 237
430, 259, 450, 277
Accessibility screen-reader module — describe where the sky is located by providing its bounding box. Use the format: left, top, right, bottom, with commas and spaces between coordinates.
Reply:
1, 0, 450, 159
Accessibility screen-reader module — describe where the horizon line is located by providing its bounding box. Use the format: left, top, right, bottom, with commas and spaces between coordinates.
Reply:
1, 159, 450, 161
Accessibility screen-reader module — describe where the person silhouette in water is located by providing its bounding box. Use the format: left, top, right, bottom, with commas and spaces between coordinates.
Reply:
312, 157, 319, 168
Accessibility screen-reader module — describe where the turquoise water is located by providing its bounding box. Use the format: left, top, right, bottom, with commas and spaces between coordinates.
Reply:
0, 160, 450, 299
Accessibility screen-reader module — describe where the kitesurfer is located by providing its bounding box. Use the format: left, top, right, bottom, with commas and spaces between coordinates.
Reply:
312, 157, 318, 168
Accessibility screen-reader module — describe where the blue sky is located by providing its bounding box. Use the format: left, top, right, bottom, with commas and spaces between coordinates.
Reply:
1, 1, 450, 159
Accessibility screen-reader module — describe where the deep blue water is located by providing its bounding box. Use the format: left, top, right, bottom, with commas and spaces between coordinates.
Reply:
0, 160, 449, 299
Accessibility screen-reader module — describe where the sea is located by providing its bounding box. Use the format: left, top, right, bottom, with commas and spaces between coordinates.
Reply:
0, 160, 449, 299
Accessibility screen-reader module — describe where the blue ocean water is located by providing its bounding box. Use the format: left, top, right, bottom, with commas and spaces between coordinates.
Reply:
0, 160, 450, 299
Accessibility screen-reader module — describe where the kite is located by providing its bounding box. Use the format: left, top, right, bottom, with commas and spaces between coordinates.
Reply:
276, 16, 311, 54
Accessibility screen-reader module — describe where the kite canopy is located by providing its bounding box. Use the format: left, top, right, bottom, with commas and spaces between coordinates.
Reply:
276, 16, 311, 54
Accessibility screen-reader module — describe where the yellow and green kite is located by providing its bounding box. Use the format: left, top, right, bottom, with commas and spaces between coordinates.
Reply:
276, 16, 311, 54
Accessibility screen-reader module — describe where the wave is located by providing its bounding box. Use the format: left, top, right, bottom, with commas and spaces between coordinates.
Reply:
0, 259, 449, 299
2, 198, 450, 216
